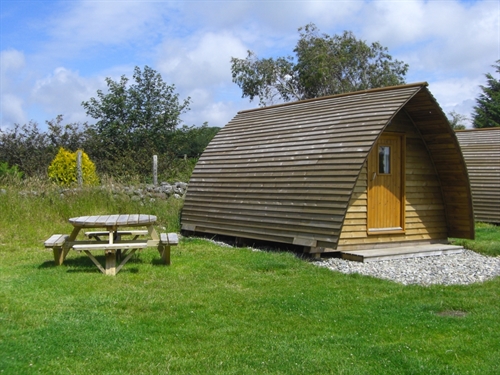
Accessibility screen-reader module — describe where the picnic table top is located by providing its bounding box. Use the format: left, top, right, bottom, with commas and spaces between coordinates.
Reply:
68, 214, 157, 228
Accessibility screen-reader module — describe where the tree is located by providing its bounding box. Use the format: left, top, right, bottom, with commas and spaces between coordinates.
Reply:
46, 114, 91, 152
231, 24, 409, 106
0, 116, 93, 177
447, 111, 468, 131
472, 60, 500, 128
82, 66, 191, 160
0, 121, 49, 176
172, 123, 220, 158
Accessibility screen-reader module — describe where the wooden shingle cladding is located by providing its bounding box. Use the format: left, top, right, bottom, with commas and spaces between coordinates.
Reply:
181, 83, 474, 252
456, 128, 500, 224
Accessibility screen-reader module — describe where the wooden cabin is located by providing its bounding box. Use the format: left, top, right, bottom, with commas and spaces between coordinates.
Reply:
181, 83, 474, 255
456, 127, 500, 224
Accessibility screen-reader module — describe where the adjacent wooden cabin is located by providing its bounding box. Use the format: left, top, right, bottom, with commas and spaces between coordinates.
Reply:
181, 83, 475, 255
456, 127, 500, 224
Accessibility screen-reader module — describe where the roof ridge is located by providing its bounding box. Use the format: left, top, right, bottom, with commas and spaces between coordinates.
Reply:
238, 82, 429, 114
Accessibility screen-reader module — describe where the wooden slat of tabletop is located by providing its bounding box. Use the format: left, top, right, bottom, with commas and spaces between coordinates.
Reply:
117, 214, 130, 225
69, 214, 157, 227
69, 216, 89, 226
128, 214, 139, 224
87, 215, 102, 226
104, 214, 120, 226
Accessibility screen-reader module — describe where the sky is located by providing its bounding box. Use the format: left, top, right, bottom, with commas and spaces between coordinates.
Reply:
1, 0, 499, 131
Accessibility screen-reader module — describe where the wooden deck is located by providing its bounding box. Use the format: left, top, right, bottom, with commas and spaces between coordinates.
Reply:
340, 244, 464, 263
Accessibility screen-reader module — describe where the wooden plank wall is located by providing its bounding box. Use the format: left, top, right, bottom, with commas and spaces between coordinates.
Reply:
181, 85, 424, 249
404, 90, 474, 239
456, 128, 500, 224
181, 83, 474, 251
336, 111, 448, 251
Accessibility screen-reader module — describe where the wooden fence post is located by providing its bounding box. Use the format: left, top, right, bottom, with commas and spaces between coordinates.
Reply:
76, 150, 83, 187
153, 155, 158, 186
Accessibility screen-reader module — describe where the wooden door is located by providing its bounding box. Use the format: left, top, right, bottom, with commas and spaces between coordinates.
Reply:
367, 133, 405, 234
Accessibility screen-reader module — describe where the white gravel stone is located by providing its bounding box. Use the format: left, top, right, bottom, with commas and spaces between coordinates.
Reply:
312, 250, 500, 286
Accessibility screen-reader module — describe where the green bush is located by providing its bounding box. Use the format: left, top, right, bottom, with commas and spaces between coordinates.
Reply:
0, 161, 24, 179
48, 147, 99, 186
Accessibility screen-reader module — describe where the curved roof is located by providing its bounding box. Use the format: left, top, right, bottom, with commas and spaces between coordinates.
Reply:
456, 127, 500, 224
181, 83, 474, 247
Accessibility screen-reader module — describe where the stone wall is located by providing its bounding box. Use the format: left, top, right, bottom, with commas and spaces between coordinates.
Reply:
109, 181, 188, 201
12, 181, 188, 202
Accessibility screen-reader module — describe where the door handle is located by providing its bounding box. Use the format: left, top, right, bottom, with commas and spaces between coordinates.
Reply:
372, 172, 377, 181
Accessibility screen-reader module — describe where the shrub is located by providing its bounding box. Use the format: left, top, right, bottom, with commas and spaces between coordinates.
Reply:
0, 161, 24, 179
48, 148, 99, 186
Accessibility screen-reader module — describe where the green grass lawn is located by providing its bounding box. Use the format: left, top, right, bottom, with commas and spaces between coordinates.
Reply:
451, 222, 500, 257
1, 182, 499, 374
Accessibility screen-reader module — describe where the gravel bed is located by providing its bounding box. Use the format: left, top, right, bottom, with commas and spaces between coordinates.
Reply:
313, 250, 500, 286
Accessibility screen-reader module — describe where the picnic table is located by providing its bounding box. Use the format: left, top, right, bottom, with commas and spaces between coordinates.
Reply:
44, 214, 178, 275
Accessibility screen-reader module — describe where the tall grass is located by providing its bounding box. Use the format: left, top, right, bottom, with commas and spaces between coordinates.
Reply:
0, 176, 183, 248
1, 179, 499, 374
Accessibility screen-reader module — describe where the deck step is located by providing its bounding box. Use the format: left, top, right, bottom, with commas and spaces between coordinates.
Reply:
340, 244, 464, 263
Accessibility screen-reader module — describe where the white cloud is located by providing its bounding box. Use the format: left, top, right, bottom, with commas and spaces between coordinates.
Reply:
154, 30, 255, 127
432, 78, 481, 108
430, 76, 482, 123
1, 94, 26, 127
1, 49, 25, 72
197, 101, 241, 127
300, 1, 366, 34
361, 1, 430, 45
183, 96, 246, 128
154, 30, 250, 127
157, 31, 248, 88
31, 67, 102, 124
43, 1, 168, 56
361, 0, 498, 74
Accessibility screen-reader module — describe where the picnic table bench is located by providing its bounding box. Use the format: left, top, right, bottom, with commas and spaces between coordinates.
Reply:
44, 214, 178, 275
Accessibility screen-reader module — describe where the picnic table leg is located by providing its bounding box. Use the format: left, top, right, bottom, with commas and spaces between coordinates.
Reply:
52, 227, 80, 266
53, 246, 64, 265
158, 244, 171, 265
115, 231, 122, 262
105, 250, 117, 276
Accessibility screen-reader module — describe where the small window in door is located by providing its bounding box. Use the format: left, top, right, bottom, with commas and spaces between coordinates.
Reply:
378, 146, 390, 174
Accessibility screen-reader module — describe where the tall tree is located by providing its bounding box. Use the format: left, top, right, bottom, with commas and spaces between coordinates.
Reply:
82, 66, 191, 156
231, 24, 408, 106
472, 60, 500, 128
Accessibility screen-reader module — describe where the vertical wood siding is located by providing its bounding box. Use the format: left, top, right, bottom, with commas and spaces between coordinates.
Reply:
181, 83, 474, 250
456, 128, 500, 224
336, 111, 448, 251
